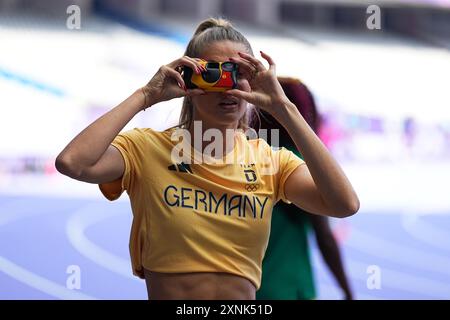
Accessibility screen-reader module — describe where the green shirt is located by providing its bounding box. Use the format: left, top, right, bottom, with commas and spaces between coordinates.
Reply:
256, 148, 316, 300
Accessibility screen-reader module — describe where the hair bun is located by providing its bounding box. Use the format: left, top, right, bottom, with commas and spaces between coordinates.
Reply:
194, 18, 233, 36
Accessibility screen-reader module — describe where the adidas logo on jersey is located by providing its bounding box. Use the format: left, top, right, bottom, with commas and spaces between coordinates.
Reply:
168, 162, 193, 174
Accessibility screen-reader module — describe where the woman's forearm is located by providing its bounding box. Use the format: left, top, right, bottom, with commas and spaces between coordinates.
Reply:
55, 54, 206, 178
273, 100, 360, 214
56, 89, 147, 173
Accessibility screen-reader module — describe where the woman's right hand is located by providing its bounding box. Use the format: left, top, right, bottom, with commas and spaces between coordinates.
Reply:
141, 56, 207, 109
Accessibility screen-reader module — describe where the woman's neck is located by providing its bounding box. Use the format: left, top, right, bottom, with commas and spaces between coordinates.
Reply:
187, 120, 238, 159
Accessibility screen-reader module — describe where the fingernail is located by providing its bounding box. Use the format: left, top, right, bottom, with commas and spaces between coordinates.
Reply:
195, 67, 200, 74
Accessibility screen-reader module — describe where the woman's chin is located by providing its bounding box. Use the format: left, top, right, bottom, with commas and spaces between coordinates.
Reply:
213, 113, 242, 126
197, 104, 245, 127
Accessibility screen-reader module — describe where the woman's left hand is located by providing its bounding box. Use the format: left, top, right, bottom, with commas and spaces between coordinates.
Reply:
226, 51, 289, 116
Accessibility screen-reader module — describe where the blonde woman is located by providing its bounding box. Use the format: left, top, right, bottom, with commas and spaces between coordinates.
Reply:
55, 18, 359, 300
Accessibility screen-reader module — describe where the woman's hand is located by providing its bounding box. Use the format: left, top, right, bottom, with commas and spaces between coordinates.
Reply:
141, 56, 207, 109
226, 51, 290, 116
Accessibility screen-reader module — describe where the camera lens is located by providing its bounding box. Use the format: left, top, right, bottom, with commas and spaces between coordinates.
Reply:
202, 63, 221, 83
222, 62, 235, 71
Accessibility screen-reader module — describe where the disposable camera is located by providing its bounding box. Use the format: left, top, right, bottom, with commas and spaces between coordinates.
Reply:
183, 61, 239, 92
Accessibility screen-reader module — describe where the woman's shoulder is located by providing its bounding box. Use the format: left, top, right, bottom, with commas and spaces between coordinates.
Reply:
120, 127, 176, 139
235, 132, 279, 162
112, 128, 176, 151
239, 132, 273, 152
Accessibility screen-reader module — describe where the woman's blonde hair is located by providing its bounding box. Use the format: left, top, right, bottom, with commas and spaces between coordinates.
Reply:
179, 17, 254, 130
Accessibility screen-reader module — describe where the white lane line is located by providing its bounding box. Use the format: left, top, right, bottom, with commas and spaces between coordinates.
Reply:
0, 256, 96, 300
348, 225, 450, 278
345, 258, 450, 299
312, 246, 450, 299
336, 225, 450, 298
310, 249, 381, 300
402, 214, 450, 254
0, 199, 97, 300
0, 198, 44, 226
65, 203, 140, 281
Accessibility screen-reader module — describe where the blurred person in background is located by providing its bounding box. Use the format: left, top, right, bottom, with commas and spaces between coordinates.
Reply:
55, 18, 359, 300
255, 77, 353, 300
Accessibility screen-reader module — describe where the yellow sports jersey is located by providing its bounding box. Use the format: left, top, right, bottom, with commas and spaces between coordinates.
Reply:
99, 127, 305, 289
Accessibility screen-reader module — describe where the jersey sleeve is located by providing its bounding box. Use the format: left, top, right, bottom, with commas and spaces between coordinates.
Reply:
98, 129, 145, 201
274, 147, 306, 204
